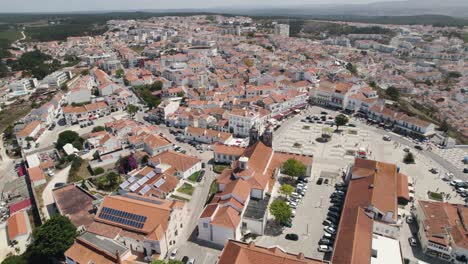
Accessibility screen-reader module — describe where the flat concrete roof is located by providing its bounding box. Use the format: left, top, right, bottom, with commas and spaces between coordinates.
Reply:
371, 234, 403, 264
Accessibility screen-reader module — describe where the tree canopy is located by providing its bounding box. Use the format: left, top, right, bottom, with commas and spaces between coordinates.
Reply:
334, 114, 349, 130
279, 184, 294, 197
127, 104, 139, 116
269, 199, 292, 224
56, 130, 84, 151
118, 154, 138, 174
91, 126, 105, 132
282, 158, 307, 178
28, 215, 77, 260
385, 86, 400, 101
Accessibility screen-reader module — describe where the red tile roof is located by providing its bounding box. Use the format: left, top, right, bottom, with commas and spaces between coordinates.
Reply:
219, 240, 325, 264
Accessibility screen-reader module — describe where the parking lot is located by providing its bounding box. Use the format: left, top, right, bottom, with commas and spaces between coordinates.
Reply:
256, 158, 344, 259
255, 106, 466, 261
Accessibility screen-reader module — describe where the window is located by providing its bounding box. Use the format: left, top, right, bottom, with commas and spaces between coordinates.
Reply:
203, 223, 208, 228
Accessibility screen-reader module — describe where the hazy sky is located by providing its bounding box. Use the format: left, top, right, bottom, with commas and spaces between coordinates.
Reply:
1, 0, 395, 13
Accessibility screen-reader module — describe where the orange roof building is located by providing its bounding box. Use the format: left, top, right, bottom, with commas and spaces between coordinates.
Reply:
67, 194, 186, 263
332, 158, 408, 264
199, 142, 313, 246
27, 166, 46, 187
218, 240, 325, 264
7, 210, 31, 242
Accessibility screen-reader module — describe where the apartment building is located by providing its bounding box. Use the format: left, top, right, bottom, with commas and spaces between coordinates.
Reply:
414, 200, 468, 263
62, 102, 110, 125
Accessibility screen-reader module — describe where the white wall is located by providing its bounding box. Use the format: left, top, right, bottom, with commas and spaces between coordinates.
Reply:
242, 218, 264, 235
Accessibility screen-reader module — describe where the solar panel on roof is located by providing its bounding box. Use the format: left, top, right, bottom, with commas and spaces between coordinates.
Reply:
98, 207, 147, 229
139, 184, 151, 195
154, 178, 165, 188
119, 180, 130, 189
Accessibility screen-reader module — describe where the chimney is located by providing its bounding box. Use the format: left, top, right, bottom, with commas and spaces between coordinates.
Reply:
238, 156, 249, 170
116, 250, 122, 264
297, 252, 305, 260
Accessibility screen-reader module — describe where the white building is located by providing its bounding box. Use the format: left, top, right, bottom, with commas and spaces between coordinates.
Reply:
274, 24, 290, 37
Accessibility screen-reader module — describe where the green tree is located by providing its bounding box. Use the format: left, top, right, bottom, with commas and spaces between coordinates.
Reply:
106, 172, 119, 186
269, 199, 292, 224
346, 62, 357, 75
28, 215, 77, 260
447, 71, 462, 79
93, 167, 104, 175
279, 184, 294, 197
439, 120, 449, 133
127, 104, 139, 116
334, 114, 349, 130
385, 86, 400, 101
1, 255, 28, 264
282, 159, 307, 178
403, 152, 415, 164
56, 130, 83, 150
149, 81, 163, 92
92, 126, 106, 132
115, 68, 124, 78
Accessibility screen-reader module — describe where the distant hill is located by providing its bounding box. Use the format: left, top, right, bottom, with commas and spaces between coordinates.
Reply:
211, 0, 468, 19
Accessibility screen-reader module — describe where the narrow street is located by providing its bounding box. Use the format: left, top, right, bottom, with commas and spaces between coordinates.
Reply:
41, 165, 70, 220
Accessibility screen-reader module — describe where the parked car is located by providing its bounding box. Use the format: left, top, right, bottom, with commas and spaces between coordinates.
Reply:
169, 249, 178, 260
188, 258, 195, 264
403, 147, 410, 152
197, 170, 205, 182
324, 226, 336, 235
322, 220, 333, 226
382, 135, 391, 141
429, 168, 439, 174
327, 216, 339, 225
54, 182, 65, 188
330, 198, 343, 204
327, 211, 340, 219
334, 190, 345, 196
316, 178, 324, 185
320, 111, 328, 115
406, 216, 414, 224
318, 245, 333, 253
285, 233, 299, 241
335, 182, 347, 188
414, 145, 423, 150
323, 178, 329, 185
322, 232, 335, 240
329, 206, 341, 213
331, 193, 344, 199
182, 256, 189, 264
318, 238, 333, 246
408, 237, 418, 247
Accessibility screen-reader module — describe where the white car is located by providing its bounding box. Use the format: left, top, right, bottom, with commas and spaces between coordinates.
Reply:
188, 258, 195, 264
292, 210, 296, 217
318, 245, 333, 253
288, 201, 297, 209
169, 248, 178, 260
323, 232, 333, 239
324, 226, 336, 234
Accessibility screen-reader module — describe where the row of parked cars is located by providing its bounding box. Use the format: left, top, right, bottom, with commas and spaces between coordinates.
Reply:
317, 182, 347, 253
286, 178, 309, 210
